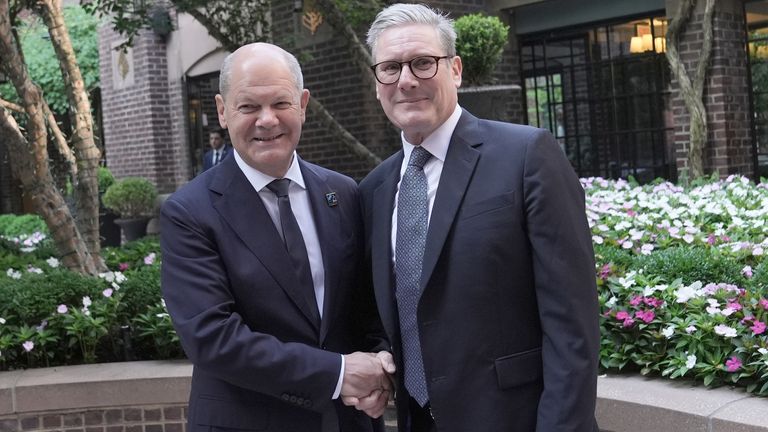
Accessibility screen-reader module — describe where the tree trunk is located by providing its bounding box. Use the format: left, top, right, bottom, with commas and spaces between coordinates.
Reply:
39, 0, 104, 270
0, 0, 100, 274
665, 0, 716, 180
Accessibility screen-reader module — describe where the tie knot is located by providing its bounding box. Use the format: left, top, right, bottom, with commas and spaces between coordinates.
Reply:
267, 178, 291, 197
408, 146, 432, 169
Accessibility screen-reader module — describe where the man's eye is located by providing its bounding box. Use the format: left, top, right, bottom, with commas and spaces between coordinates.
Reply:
275, 101, 292, 109
381, 63, 400, 74
238, 105, 257, 112
412, 57, 435, 70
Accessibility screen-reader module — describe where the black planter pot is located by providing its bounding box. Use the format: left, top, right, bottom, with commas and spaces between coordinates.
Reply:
100, 209, 122, 247
115, 217, 150, 243
457, 84, 521, 122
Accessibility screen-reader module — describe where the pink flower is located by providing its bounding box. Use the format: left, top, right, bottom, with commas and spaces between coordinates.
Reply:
644, 297, 663, 308
751, 321, 766, 335
598, 264, 612, 280
760, 299, 768, 310
615, 311, 630, 321
726, 301, 742, 312
144, 253, 156, 265
706, 234, 716, 245
57, 304, 68, 314
725, 356, 742, 372
118, 262, 129, 271
635, 310, 655, 323
629, 295, 643, 306
742, 265, 753, 278
622, 318, 636, 328
22, 341, 34, 352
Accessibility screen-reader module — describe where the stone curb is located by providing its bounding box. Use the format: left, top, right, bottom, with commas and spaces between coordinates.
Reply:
0, 361, 766, 431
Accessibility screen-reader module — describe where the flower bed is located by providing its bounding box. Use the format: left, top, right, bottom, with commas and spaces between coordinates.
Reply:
587, 175, 768, 395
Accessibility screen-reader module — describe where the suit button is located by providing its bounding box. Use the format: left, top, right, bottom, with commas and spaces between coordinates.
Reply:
321, 345, 327, 350
290, 395, 298, 404
281, 393, 290, 401
297, 397, 304, 405
304, 399, 312, 408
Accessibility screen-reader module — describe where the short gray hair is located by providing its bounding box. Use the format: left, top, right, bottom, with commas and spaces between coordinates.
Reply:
218, 44, 304, 99
366, 3, 456, 62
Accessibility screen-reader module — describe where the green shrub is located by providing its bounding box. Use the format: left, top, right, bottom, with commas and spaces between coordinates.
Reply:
119, 265, 161, 319
0, 269, 104, 324
634, 246, 746, 285
103, 236, 160, 271
102, 177, 158, 219
98, 167, 115, 195
0, 214, 49, 237
454, 13, 509, 85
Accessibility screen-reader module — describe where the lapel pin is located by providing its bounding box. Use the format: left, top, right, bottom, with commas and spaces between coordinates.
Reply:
325, 192, 338, 207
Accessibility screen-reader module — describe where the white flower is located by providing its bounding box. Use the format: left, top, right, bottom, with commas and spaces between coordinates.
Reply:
682, 234, 695, 244
102, 288, 114, 298
640, 243, 654, 255
592, 235, 604, 244
685, 325, 697, 334
754, 246, 764, 256
26, 266, 43, 274
714, 324, 737, 338
606, 296, 617, 308
686, 354, 697, 369
721, 307, 736, 317
57, 304, 68, 314
0, 317, 5, 324
622, 240, 633, 249
675, 281, 702, 303
662, 326, 675, 338
82, 296, 92, 308
22, 341, 34, 352
759, 348, 768, 356
6, 269, 21, 280
46, 257, 60, 268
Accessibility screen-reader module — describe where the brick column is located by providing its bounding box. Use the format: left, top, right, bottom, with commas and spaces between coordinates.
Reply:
99, 24, 189, 194
668, 0, 753, 178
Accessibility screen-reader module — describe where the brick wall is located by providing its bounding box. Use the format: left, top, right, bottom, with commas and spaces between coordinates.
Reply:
99, 25, 182, 194
669, 0, 754, 178
0, 405, 187, 432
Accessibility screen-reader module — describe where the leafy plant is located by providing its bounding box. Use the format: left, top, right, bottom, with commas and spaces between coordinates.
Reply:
102, 177, 158, 219
98, 167, 116, 195
454, 13, 509, 85
0, 214, 49, 237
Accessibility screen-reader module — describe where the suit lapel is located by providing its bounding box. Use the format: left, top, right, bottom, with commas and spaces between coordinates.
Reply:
211, 157, 321, 333
421, 112, 481, 292
371, 154, 403, 339
300, 160, 342, 342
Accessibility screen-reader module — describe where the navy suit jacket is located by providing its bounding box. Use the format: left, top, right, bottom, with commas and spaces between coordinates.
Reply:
202, 145, 231, 171
359, 110, 600, 432
162, 155, 385, 432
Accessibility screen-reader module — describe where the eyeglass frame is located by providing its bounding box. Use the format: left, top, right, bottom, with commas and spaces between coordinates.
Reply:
369, 55, 453, 85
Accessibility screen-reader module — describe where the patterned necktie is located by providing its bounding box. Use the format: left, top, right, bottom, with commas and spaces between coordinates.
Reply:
395, 145, 432, 406
266, 179, 320, 323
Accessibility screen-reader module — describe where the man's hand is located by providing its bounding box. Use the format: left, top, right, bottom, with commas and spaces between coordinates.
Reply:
341, 351, 396, 418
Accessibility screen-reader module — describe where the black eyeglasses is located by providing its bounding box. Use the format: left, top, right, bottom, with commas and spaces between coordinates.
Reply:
370, 55, 451, 85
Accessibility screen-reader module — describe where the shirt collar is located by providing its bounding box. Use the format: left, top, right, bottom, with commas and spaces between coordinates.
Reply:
233, 150, 306, 192
401, 104, 462, 163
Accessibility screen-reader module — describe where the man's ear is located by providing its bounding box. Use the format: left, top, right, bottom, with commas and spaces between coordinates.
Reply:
215, 94, 228, 128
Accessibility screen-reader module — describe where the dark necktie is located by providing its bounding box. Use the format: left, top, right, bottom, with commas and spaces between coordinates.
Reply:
395, 146, 432, 406
267, 179, 319, 322
213, 150, 220, 165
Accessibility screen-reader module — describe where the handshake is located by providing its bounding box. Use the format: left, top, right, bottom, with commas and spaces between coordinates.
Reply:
340, 351, 397, 418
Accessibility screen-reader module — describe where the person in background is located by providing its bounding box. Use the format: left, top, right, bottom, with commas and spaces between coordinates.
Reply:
358, 3, 600, 431
202, 128, 229, 171
162, 42, 394, 432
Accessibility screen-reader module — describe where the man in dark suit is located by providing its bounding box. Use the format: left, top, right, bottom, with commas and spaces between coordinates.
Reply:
161, 42, 394, 432
202, 128, 229, 171
357, 4, 600, 431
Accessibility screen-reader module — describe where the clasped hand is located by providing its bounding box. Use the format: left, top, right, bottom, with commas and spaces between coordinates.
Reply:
340, 351, 396, 418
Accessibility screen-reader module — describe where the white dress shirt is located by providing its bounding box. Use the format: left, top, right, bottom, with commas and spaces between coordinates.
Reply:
391, 105, 463, 262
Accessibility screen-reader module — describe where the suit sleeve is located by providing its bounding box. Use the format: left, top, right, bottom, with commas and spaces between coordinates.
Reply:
522, 129, 600, 431
160, 196, 341, 408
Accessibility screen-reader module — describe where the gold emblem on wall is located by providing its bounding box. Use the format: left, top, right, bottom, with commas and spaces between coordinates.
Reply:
302, 10, 323, 35
117, 50, 130, 80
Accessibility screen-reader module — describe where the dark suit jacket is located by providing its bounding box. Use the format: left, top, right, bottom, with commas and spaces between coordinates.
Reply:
202, 145, 231, 171
359, 110, 600, 432
161, 155, 385, 432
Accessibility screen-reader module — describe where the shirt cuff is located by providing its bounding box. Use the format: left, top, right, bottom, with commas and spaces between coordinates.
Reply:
332, 354, 344, 399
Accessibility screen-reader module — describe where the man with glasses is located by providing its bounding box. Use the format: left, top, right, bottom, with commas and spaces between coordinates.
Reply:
357, 4, 600, 431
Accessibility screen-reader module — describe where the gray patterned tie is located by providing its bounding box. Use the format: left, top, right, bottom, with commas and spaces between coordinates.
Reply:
395, 145, 432, 406
267, 179, 320, 324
